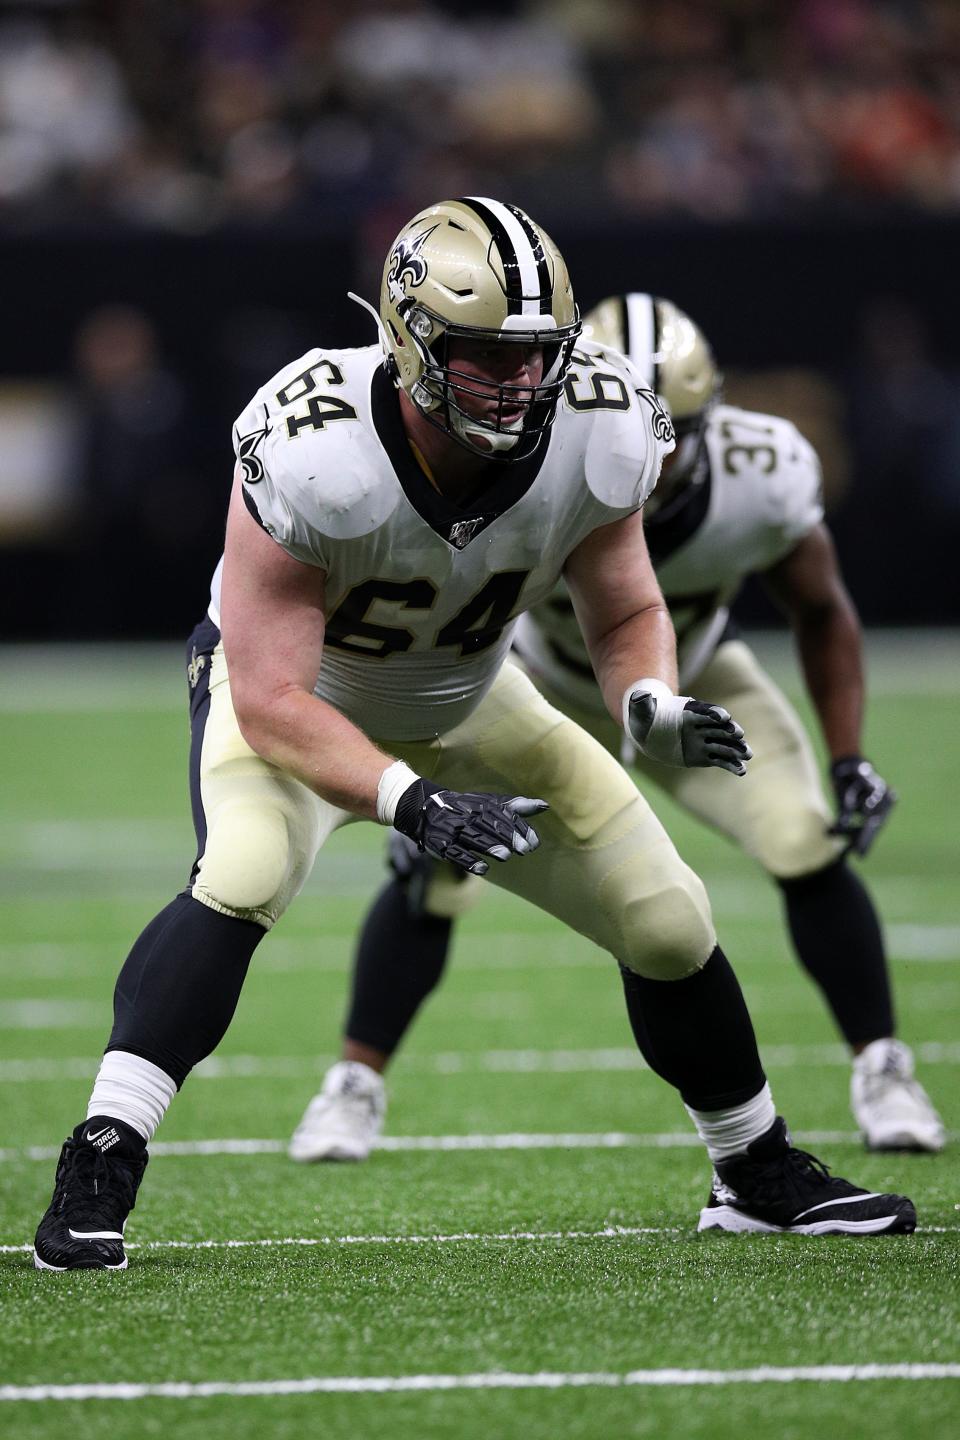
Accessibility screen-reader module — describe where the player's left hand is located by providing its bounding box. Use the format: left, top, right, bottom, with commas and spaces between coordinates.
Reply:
828, 755, 896, 857
624, 678, 752, 776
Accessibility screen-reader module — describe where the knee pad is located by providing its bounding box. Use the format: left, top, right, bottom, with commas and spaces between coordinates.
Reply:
602, 847, 716, 981
193, 802, 293, 926
752, 808, 842, 880
193, 775, 325, 928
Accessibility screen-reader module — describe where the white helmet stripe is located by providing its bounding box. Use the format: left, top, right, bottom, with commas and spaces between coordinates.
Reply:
624, 292, 656, 386
467, 196, 545, 315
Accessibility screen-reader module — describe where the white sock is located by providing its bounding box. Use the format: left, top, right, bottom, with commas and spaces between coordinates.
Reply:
87, 1050, 177, 1143
685, 1082, 776, 1163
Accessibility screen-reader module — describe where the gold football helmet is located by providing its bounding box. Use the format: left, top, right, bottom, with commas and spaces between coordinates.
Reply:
584, 292, 720, 505
377, 198, 580, 459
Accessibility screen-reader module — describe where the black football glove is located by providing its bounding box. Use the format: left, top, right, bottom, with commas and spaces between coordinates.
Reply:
393, 778, 547, 877
625, 680, 752, 776
828, 755, 896, 857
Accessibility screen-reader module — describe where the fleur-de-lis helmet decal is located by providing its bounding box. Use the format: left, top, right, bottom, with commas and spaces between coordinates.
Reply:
386, 225, 439, 304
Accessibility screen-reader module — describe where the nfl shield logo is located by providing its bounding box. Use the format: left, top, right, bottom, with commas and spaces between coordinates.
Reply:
448, 517, 485, 549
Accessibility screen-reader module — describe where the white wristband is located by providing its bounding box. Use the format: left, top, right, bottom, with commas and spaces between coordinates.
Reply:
621, 676, 674, 732
375, 760, 421, 826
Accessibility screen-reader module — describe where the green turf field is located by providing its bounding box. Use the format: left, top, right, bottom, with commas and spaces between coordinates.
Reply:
1, 635, 958, 1440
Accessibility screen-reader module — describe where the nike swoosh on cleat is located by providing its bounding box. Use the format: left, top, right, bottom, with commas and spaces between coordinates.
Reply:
68, 1229, 124, 1240
793, 1193, 885, 1221
83, 1127, 112, 1142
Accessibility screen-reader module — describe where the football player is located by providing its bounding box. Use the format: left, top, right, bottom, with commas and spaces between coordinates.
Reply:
292, 293, 944, 1163
34, 205, 914, 1271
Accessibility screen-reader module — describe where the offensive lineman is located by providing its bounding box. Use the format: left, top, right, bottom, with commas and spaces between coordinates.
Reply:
34, 203, 915, 1270
292, 294, 943, 1163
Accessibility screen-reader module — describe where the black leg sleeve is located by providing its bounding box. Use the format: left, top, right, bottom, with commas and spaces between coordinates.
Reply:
778, 856, 894, 1048
107, 892, 265, 1088
345, 877, 453, 1056
620, 946, 767, 1111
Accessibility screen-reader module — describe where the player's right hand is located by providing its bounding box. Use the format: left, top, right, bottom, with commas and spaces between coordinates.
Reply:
393, 779, 548, 876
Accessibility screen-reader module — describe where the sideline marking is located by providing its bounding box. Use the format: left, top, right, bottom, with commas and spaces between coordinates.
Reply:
2, 1364, 959, 1401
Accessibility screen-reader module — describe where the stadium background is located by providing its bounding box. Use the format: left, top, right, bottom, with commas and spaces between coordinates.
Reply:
1, 0, 959, 636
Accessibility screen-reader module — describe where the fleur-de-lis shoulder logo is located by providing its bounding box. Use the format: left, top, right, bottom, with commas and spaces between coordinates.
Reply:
236, 418, 271, 484
387, 224, 438, 303
637, 387, 676, 445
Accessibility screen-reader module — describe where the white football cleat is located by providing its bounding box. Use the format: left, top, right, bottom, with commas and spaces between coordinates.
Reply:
851, 1039, 945, 1153
288, 1061, 386, 1163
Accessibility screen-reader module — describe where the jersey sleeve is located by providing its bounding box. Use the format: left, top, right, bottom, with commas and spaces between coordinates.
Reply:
232, 354, 331, 570
582, 345, 677, 511
757, 423, 825, 569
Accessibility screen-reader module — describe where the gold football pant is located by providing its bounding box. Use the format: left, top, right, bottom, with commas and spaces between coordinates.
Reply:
189, 646, 716, 980
416, 638, 843, 924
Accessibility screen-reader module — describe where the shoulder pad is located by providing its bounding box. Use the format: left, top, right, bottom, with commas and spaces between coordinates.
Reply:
708, 404, 824, 552
233, 346, 401, 563
564, 344, 676, 510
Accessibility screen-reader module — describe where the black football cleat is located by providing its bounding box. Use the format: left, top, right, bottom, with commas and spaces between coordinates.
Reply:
33, 1118, 148, 1271
698, 1118, 916, 1236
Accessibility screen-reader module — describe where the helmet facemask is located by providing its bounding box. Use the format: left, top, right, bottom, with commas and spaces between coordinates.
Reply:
401, 303, 580, 461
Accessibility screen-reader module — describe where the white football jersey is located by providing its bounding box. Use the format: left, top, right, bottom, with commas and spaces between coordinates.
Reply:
514, 402, 823, 707
208, 341, 673, 741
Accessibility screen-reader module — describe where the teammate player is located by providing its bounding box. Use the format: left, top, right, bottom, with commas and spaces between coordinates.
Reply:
291, 293, 943, 1165
34, 204, 915, 1271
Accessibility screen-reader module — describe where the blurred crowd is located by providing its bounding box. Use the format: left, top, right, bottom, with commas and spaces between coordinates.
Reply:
3, 0, 960, 232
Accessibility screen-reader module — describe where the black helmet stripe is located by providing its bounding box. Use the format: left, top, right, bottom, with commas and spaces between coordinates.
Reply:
505, 203, 553, 314
619, 294, 631, 357
651, 295, 661, 396
460, 197, 552, 316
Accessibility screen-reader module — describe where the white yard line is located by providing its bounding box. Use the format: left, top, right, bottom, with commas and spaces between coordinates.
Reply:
886, 925, 960, 960
6, 1127, 958, 1164
0, 941, 612, 977
3, 924, 957, 976
2, 1364, 959, 1402
3, 1039, 960, 1083
0, 1000, 105, 1031
3, 1223, 953, 1257
1, 1225, 679, 1255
